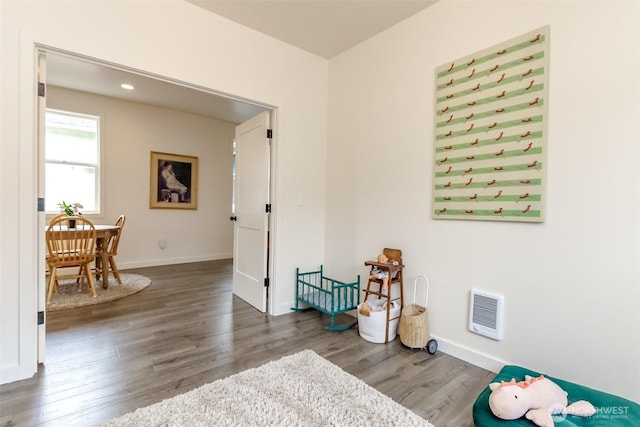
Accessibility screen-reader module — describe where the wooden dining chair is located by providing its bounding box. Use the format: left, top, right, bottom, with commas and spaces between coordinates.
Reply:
46, 214, 97, 302
96, 214, 126, 284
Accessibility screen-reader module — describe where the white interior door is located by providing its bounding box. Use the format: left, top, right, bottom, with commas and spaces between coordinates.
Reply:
37, 51, 47, 362
232, 111, 271, 312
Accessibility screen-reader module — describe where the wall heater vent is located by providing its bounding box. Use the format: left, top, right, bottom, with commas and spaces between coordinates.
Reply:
469, 289, 504, 341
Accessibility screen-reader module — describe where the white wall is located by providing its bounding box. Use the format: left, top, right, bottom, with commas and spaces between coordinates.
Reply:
326, 0, 640, 401
3, 0, 638, 404
47, 86, 236, 267
1, 0, 328, 384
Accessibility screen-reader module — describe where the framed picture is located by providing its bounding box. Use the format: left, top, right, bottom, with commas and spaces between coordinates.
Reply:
150, 151, 198, 210
432, 26, 548, 223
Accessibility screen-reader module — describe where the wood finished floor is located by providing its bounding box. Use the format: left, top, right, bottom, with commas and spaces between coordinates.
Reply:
0, 260, 494, 427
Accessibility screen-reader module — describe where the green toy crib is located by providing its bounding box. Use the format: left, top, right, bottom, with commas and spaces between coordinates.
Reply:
292, 265, 360, 331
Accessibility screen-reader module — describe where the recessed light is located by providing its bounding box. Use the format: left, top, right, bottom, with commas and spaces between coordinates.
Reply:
121, 83, 134, 90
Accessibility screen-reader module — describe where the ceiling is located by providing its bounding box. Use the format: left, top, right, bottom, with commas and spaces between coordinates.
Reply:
46, 53, 267, 123
187, 0, 437, 59
46, 0, 437, 123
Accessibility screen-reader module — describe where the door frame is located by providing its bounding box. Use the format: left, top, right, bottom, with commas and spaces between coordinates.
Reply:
35, 46, 278, 356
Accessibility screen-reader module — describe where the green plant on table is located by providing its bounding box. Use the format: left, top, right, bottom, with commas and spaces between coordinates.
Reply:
58, 200, 83, 216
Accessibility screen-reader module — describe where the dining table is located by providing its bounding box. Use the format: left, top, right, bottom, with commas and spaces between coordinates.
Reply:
45, 223, 120, 289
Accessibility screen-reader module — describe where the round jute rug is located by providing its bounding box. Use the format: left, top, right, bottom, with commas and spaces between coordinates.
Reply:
46, 273, 151, 311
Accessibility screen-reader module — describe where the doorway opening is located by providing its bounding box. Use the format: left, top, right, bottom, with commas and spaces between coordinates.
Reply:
37, 46, 277, 361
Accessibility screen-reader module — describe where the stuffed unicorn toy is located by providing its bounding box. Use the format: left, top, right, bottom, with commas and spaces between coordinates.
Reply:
488, 375, 596, 427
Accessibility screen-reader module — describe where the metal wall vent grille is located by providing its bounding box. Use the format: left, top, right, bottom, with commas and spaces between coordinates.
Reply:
469, 289, 504, 340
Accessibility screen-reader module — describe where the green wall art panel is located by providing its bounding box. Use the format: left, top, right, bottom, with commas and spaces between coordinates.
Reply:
432, 26, 548, 223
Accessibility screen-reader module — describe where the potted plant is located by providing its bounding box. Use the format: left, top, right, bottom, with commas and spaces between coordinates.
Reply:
57, 201, 83, 228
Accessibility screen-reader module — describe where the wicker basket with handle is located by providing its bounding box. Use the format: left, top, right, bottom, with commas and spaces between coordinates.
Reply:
399, 275, 431, 349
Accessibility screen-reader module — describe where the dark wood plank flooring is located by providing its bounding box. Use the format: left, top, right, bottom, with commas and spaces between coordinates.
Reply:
0, 260, 494, 426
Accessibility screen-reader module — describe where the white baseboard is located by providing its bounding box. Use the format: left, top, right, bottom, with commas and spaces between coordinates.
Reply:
277, 300, 299, 316
429, 334, 507, 375
118, 253, 232, 270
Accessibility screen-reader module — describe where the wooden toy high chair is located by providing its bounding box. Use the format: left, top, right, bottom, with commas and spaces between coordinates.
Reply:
363, 248, 404, 343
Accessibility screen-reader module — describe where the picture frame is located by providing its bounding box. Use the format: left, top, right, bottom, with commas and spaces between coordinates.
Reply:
431, 26, 549, 223
150, 151, 198, 210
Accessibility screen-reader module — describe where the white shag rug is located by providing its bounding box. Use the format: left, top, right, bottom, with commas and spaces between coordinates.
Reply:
46, 273, 151, 311
101, 350, 435, 427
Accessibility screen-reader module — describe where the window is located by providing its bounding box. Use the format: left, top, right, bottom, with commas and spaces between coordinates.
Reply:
45, 109, 101, 214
